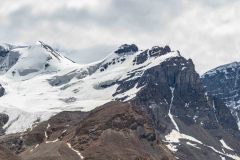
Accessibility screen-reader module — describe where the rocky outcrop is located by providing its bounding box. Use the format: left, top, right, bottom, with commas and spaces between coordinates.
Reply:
115, 44, 138, 54
0, 84, 5, 97
0, 46, 9, 57
0, 113, 8, 135
0, 45, 20, 74
149, 45, 171, 57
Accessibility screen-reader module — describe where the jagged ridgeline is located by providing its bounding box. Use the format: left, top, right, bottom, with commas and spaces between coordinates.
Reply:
0, 42, 239, 160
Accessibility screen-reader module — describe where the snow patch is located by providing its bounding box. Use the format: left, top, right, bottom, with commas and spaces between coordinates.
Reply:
67, 143, 84, 159
220, 156, 226, 160
186, 142, 201, 150
165, 129, 203, 145
47, 123, 51, 129
168, 87, 180, 131
220, 139, 234, 151
62, 129, 67, 134
44, 131, 48, 139
46, 139, 59, 144
165, 129, 240, 159
212, 100, 219, 123
166, 143, 178, 152
0, 106, 52, 134
114, 83, 144, 101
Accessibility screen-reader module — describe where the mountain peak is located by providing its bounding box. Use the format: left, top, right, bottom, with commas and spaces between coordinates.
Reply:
148, 45, 172, 57
114, 44, 138, 55
0, 42, 76, 80
37, 41, 64, 61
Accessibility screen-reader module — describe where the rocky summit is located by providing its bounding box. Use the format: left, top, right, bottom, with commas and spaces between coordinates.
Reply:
0, 42, 240, 160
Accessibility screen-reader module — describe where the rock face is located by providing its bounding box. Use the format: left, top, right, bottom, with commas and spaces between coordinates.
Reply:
0, 84, 5, 97
115, 44, 138, 54
201, 62, 240, 130
0, 102, 174, 160
0, 44, 21, 74
114, 54, 240, 159
0, 114, 8, 135
136, 57, 238, 131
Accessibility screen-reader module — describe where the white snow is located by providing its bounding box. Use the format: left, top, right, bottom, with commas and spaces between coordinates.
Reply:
236, 113, 240, 130
220, 156, 226, 160
206, 145, 240, 160
5, 42, 75, 80
212, 100, 219, 123
0, 43, 180, 134
44, 122, 59, 144
168, 87, 180, 131
193, 115, 198, 122
30, 144, 39, 152
165, 129, 203, 145
35, 144, 39, 148
165, 129, 240, 159
46, 139, 59, 144
44, 131, 48, 139
47, 123, 51, 129
165, 129, 202, 152
67, 143, 84, 159
220, 139, 234, 151
186, 142, 201, 149
0, 106, 52, 134
114, 83, 145, 101
166, 143, 178, 152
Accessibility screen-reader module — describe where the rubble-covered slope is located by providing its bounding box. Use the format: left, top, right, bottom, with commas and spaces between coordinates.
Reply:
0, 145, 21, 160
0, 102, 175, 160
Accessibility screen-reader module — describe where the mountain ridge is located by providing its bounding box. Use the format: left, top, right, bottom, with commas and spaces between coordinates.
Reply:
0, 42, 180, 134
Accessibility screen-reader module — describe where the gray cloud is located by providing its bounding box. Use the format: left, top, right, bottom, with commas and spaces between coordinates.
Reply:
0, 0, 240, 74
58, 44, 116, 64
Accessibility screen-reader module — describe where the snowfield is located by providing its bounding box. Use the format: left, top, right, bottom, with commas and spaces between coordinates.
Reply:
0, 42, 180, 133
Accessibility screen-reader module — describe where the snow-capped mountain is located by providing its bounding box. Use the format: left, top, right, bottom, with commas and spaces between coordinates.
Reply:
201, 62, 240, 129
0, 42, 240, 160
0, 42, 179, 133
0, 41, 80, 133
0, 41, 75, 80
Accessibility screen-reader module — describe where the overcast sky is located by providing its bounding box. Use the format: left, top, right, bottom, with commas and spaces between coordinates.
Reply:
1, 0, 240, 74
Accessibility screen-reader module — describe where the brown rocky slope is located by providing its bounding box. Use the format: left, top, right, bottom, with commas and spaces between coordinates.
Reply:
0, 101, 174, 160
